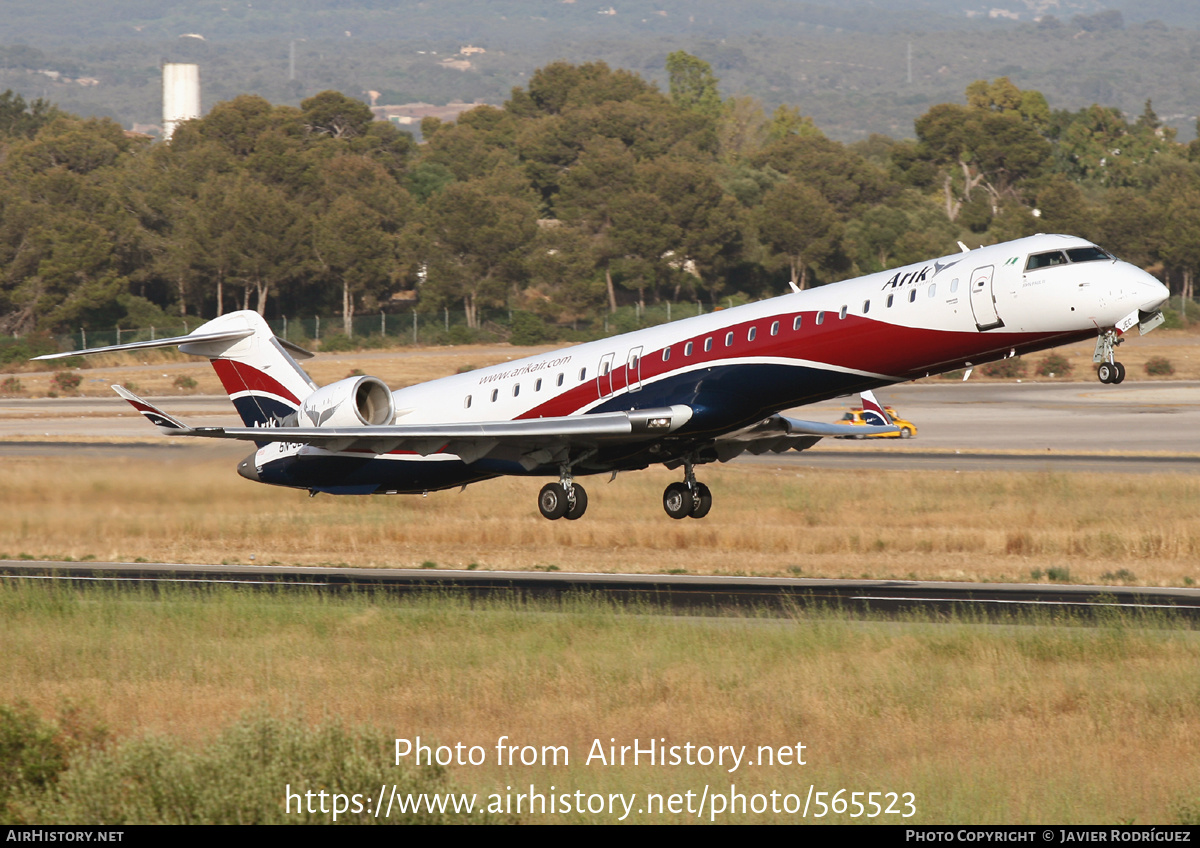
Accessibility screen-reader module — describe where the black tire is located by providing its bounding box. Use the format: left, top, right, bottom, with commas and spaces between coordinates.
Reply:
689, 482, 713, 519
565, 484, 588, 520
663, 482, 691, 519
1113, 361, 1126, 384
538, 482, 568, 520
900, 427, 913, 439
1097, 362, 1115, 384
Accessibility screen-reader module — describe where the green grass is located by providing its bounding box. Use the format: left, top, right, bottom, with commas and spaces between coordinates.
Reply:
3, 581, 1200, 823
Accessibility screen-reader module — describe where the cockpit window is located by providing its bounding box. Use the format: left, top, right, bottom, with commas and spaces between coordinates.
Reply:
1066, 246, 1113, 263
1025, 251, 1068, 271
1025, 245, 1114, 272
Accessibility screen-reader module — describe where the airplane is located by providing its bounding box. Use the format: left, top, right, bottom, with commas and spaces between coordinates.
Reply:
35, 233, 1170, 520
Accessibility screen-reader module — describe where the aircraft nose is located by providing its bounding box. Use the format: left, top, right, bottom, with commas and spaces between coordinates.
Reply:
1138, 273, 1170, 313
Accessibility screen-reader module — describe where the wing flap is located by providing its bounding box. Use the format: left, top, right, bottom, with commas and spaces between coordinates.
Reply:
109, 385, 693, 458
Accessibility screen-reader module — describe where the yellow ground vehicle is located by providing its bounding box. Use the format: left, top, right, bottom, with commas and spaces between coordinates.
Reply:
839, 407, 917, 438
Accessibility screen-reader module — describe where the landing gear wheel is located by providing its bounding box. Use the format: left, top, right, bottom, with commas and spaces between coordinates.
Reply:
663, 482, 692, 519
538, 482, 569, 520
565, 484, 588, 520
1113, 362, 1126, 384
689, 482, 713, 519
1097, 362, 1116, 384
900, 427, 913, 439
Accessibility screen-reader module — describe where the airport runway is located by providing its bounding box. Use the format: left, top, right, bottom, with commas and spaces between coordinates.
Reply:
4, 560, 1199, 621
3, 381, 1197, 472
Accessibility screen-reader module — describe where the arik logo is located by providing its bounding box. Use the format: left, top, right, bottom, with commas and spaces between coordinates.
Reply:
881, 265, 931, 290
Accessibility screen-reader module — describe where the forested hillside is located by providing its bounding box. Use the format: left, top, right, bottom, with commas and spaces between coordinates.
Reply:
1, 57, 1198, 347
3, 1, 1200, 144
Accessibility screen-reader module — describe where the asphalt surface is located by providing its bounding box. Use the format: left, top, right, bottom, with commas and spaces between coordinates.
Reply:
3, 381, 1198, 472
4, 561, 1199, 621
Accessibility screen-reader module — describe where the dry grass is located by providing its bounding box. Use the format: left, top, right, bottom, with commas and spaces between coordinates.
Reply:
2, 451, 1198, 587
4, 584, 1199, 823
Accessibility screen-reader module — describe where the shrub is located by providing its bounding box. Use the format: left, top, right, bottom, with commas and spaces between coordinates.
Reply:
1035, 352, 1073, 378
0, 376, 22, 395
509, 311, 553, 345
1145, 356, 1175, 376
0, 332, 59, 365
13, 713, 482, 825
172, 375, 197, 391
979, 357, 1027, 379
50, 371, 81, 393
318, 332, 358, 353
0, 703, 68, 823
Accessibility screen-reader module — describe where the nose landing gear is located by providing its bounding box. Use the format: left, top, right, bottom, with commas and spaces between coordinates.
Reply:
1097, 360, 1126, 384
1094, 329, 1126, 384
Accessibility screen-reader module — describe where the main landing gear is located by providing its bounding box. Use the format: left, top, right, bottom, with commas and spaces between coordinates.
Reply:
1094, 329, 1126, 384
662, 459, 712, 520
538, 470, 587, 521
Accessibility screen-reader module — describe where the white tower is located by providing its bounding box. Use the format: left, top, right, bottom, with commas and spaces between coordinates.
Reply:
162, 63, 201, 141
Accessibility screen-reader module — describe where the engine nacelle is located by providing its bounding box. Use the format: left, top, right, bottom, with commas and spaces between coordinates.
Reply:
297, 376, 394, 428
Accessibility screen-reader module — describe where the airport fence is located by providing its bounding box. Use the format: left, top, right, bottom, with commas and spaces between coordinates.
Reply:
32, 300, 727, 355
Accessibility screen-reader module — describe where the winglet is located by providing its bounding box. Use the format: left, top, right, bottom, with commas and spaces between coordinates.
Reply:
111, 385, 193, 432
859, 390, 894, 426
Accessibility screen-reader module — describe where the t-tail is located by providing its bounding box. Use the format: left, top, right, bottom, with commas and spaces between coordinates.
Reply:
33, 311, 317, 426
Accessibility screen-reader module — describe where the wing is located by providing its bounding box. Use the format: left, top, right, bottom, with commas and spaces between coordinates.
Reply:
112, 386, 692, 468
709, 392, 899, 462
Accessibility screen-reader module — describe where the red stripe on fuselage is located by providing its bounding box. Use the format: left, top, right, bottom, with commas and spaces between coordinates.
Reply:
516, 312, 1082, 419
211, 359, 301, 405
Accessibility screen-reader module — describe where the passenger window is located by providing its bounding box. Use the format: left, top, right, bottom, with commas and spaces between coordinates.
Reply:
770, 321, 779, 336
704, 337, 713, 352
513, 384, 520, 397
579, 368, 587, 381
928, 284, 936, 297
748, 326, 757, 342
465, 395, 472, 409
909, 290, 917, 303
556, 373, 564, 387
816, 311, 825, 325
862, 300, 870, 314
535, 378, 542, 392
839, 306, 847, 319
950, 279, 959, 293
663, 347, 671, 361
793, 316, 802, 331
630, 355, 639, 370
887, 294, 894, 308
490, 389, 498, 402
685, 341, 694, 356
725, 331, 733, 347
601, 361, 610, 376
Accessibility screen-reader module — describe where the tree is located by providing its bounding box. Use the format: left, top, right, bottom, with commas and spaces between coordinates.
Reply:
314, 156, 417, 334
423, 171, 539, 329
300, 90, 374, 139
755, 182, 841, 289
665, 51, 722, 121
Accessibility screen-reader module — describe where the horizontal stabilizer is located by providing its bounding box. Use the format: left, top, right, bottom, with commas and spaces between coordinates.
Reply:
33, 328, 256, 361
111, 385, 195, 432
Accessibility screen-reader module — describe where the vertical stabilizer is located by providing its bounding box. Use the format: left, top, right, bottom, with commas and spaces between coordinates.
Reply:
179, 311, 317, 426
859, 391, 894, 427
